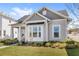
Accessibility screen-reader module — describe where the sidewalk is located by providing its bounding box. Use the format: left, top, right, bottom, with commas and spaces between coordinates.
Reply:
0, 46, 10, 49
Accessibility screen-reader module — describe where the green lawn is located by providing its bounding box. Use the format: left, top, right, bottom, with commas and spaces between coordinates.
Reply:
0, 46, 67, 56
66, 48, 79, 56
0, 46, 79, 56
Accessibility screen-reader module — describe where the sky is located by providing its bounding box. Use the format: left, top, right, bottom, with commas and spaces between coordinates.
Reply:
0, 3, 67, 20
0, 3, 78, 29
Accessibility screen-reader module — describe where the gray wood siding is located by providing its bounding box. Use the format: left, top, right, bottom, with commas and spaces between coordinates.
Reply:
27, 14, 45, 22
48, 19, 67, 41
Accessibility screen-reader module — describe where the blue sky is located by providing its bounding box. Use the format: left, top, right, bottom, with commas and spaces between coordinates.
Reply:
0, 3, 66, 11
0, 3, 69, 20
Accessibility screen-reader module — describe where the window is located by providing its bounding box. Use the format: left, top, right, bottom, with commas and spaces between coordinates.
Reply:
38, 26, 41, 37
0, 31, 1, 36
28, 25, 43, 38
29, 26, 32, 37
53, 25, 60, 38
42, 10, 47, 15
3, 30, 6, 36
9, 20, 11, 23
33, 26, 37, 37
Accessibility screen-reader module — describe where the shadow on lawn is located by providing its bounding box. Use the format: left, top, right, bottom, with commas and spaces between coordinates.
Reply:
65, 48, 79, 56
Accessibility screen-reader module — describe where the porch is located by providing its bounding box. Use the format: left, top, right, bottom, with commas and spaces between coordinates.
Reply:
11, 20, 49, 43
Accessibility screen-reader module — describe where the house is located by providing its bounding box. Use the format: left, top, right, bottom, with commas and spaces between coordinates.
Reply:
11, 7, 70, 42
68, 28, 79, 35
0, 12, 18, 39
68, 28, 79, 42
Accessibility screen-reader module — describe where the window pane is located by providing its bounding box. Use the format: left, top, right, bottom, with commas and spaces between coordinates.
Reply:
33, 27, 37, 32
29, 27, 32, 37
29, 32, 32, 37
54, 26, 59, 32
54, 32, 59, 37
33, 32, 37, 37
53, 25, 60, 38
33, 26, 37, 37
4, 30, 6, 36
39, 32, 41, 37
38, 26, 41, 37
39, 26, 41, 32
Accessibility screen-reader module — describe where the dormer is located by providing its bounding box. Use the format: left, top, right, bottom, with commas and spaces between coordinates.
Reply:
42, 8, 47, 15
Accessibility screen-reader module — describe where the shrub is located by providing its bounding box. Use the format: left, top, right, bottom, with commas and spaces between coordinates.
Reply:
31, 42, 37, 47
51, 42, 67, 49
3, 38, 18, 45
58, 43, 66, 49
76, 42, 79, 48
66, 40, 75, 44
16, 42, 23, 46
52, 42, 60, 48
37, 42, 45, 47
65, 44, 76, 49
0, 43, 4, 46
0, 40, 5, 43
29, 42, 44, 47
45, 42, 51, 47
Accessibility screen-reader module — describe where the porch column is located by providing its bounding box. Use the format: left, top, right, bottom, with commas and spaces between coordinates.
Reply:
18, 26, 21, 43
25, 24, 28, 42
45, 21, 48, 41
11, 26, 14, 38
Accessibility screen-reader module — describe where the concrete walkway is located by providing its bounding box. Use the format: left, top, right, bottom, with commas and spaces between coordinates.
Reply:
0, 44, 16, 49
0, 46, 10, 49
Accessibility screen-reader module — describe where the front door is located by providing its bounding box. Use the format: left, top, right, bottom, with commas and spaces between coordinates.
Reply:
27, 25, 43, 42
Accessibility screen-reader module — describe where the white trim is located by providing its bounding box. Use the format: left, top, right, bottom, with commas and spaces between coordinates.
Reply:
51, 19, 66, 21
45, 21, 48, 41
36, 13, 50, 21
18, 26, 21, 42
52, 24, 61, 39
27, 24, 44, 41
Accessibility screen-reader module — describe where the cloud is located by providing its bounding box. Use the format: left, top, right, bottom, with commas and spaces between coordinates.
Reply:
10, 7, 33, 19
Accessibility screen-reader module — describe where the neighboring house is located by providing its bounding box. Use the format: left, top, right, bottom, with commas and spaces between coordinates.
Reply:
11, 7, 70, 42
0, 12, 18, 39
68, 28, 79, 35
68, 28, 79, 42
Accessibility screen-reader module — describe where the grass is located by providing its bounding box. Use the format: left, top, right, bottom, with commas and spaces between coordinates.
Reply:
0, 46, 79, 56
0, 43, 4, 47
66, 48, 79, 56
0, 46, 67, 56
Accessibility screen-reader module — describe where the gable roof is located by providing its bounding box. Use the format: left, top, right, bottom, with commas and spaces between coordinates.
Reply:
38, 7, 69, 19
18, 15, 30, 23
22, 12, 50, 23
17, 7, 70, 24
58, 10, 69, 16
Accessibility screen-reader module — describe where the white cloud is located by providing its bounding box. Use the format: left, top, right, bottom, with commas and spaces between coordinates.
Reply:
9, 7, 33, 19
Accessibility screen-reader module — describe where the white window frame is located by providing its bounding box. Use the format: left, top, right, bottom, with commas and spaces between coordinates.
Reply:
52, 24, 61, 39
28, 25, 43, 39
